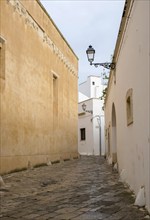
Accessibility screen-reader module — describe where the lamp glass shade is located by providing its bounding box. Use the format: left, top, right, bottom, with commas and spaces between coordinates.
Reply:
86, 45, 95, 63
82, 103, 87, 111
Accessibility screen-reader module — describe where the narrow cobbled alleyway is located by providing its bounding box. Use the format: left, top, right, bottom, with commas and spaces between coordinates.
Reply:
0, 156, 150, 220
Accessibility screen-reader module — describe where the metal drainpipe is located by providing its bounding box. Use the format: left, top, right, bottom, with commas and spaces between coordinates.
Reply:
91, 115, 102, 156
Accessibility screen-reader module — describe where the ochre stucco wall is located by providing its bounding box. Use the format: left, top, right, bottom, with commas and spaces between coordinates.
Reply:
0, 0, 78, 174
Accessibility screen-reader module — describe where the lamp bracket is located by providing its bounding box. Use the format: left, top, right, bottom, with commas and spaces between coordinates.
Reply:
85, 110, 93, 114
90, 62, 115, 70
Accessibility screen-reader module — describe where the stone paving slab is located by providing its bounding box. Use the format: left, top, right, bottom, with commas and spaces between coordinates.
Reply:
0, 156, 150, 220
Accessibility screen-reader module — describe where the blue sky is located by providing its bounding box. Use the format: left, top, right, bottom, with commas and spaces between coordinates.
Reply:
41, 0, 125, 84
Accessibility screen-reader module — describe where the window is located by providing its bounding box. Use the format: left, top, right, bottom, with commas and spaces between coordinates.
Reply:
92, 81, 95, 85
0, 37, 5, 79
80, 128, 86, 141
126, 88, 133, 126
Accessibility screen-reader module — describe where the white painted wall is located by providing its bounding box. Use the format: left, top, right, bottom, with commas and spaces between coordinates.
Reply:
78, 99, 94, 155
79, 79, 91, 98
79, 76, 105, 99
92, 99, 105, 156
78, 92, 89, 102
78, 76, 106, 156
100, 115, 105, 156
105, 0, 150, 212
78, 98, 105, 156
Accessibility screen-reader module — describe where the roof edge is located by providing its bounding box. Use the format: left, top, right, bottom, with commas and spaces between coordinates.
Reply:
37, 0, 78, 60
105, 0, 134, 103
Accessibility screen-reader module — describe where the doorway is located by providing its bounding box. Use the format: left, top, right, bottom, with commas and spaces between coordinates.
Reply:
112, 103, 117, 163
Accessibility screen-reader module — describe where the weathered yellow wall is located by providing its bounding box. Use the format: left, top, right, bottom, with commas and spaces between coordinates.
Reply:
0, 0, 78, 174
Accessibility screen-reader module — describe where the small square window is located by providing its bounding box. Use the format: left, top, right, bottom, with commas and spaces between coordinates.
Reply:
80, 128, 86, 141
92, 81, 95, 85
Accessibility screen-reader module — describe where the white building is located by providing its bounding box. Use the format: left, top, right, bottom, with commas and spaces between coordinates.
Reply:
78, 76, 106, 156
105, 0, 150, 212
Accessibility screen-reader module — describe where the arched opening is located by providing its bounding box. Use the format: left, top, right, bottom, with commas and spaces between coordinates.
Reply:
107, 125, 111, 157
112, 103, 117, 163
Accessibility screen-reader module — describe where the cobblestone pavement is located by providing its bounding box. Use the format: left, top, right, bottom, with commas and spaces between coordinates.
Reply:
0, 156, 150, 220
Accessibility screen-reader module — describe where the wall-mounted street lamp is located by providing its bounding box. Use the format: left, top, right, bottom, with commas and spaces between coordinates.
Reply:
86, 45, 115, 70
82, 103, 93, 114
